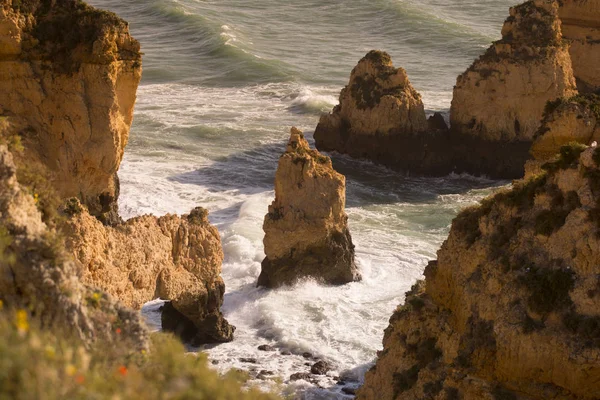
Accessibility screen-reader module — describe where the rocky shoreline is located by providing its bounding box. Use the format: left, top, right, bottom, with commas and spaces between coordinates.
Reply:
1, 0, 600, 398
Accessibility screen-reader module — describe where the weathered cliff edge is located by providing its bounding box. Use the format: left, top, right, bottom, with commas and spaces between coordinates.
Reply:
0, 1, 234, 345
0, 1, 141, 225
258, 128, 361, 288
315, 1, 586, 179
450, 0, 576, 143
559, 0, 600, 93
62, 204, 234, 344
526, 94, 600, 177
0, 144, 148, 350
357, 143, 600, 399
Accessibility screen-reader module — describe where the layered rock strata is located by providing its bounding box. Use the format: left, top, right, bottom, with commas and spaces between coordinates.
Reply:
258, 127, 360, 288
0, 1, 142, 224
0, 144, 148, 350
558, 0, 600, 93
358, 144, 600, 399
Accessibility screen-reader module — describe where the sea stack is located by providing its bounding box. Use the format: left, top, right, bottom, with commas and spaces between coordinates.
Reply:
358, 144, 600, 399
258, 127, 360, 288
314, 50, 427, 160
450, 0, 577, 143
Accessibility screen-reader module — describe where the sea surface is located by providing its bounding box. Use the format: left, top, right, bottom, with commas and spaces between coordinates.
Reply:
88, 0, 514, 397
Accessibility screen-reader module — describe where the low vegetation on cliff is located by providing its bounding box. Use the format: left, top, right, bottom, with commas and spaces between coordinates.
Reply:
0, 307, 278, 400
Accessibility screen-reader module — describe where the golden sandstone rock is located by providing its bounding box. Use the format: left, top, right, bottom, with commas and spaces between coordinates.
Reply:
450, 0, 577, 143
258, 128, 360, 288
559, 0, 600, 93
0, 1, 141, 225
62, 205, 234, 344
0, 144, 148, 350
358, 144, 600, 399
0, 1, 233, 345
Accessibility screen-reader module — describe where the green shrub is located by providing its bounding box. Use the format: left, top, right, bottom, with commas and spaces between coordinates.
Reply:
519, 266, 575, 314
541, 142, 587, 173
0, 308, 280, 400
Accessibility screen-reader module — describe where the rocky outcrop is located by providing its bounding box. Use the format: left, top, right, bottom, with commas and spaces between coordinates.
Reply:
61, 203, 235, 345
526, 94, 600, 177
258, 128, 360, 288
0, 1, 142, 224
450, 0, 577, 143
358, 143, 600, 399
558, 0, 600, 93
0, 144, 148, 350
315, 50, 427, 146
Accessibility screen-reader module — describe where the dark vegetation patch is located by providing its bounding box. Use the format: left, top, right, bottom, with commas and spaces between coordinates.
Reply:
445, 387, 461, 400
544, 94, 600, 121
393, 365, 420, 396
455, 317, 496, 368
522, 313, 545, 334
495, 174, 547, 211
423, 380, 444, 398
534, 189, 580, 236
542, 142, 587, 173
492, 384, 518, 400
585, 168, 600, 235
563, 312, 600, 347
14, 0, 136, 74
518, 265, 575, 314
351, 75, 406, 110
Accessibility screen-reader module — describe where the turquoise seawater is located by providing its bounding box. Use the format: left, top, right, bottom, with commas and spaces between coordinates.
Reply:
88, 0, 513, 397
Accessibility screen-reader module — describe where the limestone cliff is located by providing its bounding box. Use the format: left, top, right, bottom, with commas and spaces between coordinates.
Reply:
0, 0, 142, 224
526, 94, 600, 177
258, 127, 360, 288
558, 0, 600, 93
0, 144, 148, 350
61, 204, 235, 344
450, 0, 577, 143
358, 143, 600, 399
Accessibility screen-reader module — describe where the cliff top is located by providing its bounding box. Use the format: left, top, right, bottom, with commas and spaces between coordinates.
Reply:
5, 0, 141, 73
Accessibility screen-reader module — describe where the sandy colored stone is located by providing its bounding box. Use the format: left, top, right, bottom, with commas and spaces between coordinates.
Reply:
0, 1, 142, 224
450, 0, 577, 143
315, 50, 426, 142
258, 127, 360, 288
526, 95, 600, 177
559, 0, 600, 93
358, 145, 600, 399
62, 204, 235, 344
0, 144, 148, 350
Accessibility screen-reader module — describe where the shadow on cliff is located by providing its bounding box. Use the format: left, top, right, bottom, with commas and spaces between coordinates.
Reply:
166, 135, 506, 209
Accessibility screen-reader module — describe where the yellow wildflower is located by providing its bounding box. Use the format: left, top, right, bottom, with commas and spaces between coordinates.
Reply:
65, 364, 77, 377
45, 345, 56, 360
0, 299, 3, 310
33, 193, 39, 204
15, 309, 29, 335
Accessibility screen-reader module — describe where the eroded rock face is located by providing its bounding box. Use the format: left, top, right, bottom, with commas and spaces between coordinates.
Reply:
358, 144, 600, 400
61, 205, 235, 345
315, 50, 427, 148
258, 128, 360, 288
559, 0, 600, 93
0, 145, 148, 350
526, 94, 600, 177
450, 0, 577, 143
0, 1, 142, 224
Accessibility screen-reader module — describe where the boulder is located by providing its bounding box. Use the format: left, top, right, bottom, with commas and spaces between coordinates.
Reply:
258, 127, 361, 288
